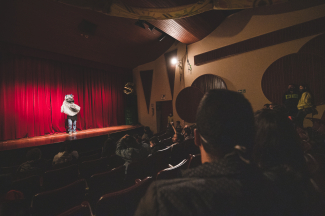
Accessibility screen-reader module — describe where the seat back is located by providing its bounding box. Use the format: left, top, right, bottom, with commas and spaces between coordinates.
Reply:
183, 138, 200, 155
156, 159, 188, 180
43, 164, 79, 190
79, 157, 108, 180
107, 154, 125, 169
31, 179, 87, 216
170, 142, 186, 165
188, 154, 202, 169
126, 156, 154, 184
0, 165, 19, 175
79, 148, 102, 158
152, 146, 172, 175
11, 175, 41, 202
79, 153, 101, 163
95, 177, 153, 216
57, 201, 93, 216
161, 137, 173, 146
0, 173, 13, 194
88, 165, 126, 205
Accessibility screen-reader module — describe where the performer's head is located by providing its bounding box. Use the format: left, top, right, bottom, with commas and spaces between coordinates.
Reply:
65, 94, 74, 103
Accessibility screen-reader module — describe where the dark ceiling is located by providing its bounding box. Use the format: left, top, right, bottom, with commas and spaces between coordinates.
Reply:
0, 0, 239, 69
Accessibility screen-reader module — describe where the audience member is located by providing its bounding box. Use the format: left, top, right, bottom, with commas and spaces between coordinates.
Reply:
283, 84, 299, 117
102, 134, 117, 157
183, 127, 193, 141
254, 109, 322, 214
133, 134, 143, 143
175, 121, 183, 133
165, 122, 175, 137
149, 136, 165, 154
167, 113, 173, 124
141, 126, 153, 141
295, 84, 314, 128
115, 134, 149, 163
171, 132, 184, 145
269, 103, 276, 110
263, 103, 270, 109
17, 148, 45, 176
135, 89, 283, 216
170, 124, 184, 144
52, 141, 78, 166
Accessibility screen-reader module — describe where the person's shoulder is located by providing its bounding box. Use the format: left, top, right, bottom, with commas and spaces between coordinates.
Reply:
151, 177, 218, 197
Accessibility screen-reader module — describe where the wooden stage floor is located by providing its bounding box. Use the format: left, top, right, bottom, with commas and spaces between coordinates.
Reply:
0, 125, 141, 151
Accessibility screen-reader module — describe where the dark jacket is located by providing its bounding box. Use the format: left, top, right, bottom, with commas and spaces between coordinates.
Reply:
17, 159, 46, 176
135, 153, 306, 216
283, 90, 299, 116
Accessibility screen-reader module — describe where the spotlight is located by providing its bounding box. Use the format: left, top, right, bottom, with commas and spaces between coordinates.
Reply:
171, 57, 178, 65
135, 20, 145, 29
158, 33, 167, 42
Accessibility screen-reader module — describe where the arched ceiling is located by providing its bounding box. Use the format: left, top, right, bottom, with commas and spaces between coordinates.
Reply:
0, 0, 239, 69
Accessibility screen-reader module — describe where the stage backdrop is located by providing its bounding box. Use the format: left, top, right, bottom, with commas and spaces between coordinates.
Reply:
0, 52, 131, 141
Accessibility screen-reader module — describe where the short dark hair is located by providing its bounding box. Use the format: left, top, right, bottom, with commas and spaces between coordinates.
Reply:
26, 148, 42, 161
149, 136, 159, 145
122, 135, 140, 149
196, 89, 255, 157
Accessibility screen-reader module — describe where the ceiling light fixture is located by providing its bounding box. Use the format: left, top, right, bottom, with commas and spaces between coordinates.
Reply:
171, 57, 183, 69
171, 57, 178, 65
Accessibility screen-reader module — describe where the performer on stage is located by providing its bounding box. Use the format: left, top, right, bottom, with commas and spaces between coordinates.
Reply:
61, 94, 80, 135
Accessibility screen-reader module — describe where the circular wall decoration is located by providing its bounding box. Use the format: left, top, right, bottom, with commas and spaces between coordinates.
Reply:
191, 74, 227, 94
299, 33, 325, 58
176, 87, 204, 123
261, 53, 325, 106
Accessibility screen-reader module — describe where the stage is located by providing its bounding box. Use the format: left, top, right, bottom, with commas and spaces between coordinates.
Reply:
0, 125, 142, 151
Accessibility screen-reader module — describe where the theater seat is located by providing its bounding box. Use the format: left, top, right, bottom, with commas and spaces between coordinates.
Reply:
31, 179, 87, 216
170, 142, 186, 165
79, 157, 108, 180
152, 146, 172, 175
42, 164, 79, 190
95, 177, 153, 216
188, 154, 202, 169
126, 157, 154, 185
107, 154, 125, 169
88, 165, 126, 206
79, 148, 102, 158
79, 153, 101, 163
156, 159, 188, 180
183, 138, 200, 156
11, 175, 41, 202
57, 201, 93, 216
0, 164, 19, 175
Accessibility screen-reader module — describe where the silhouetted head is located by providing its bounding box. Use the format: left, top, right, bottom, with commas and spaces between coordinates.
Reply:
26, 148, 42, 161
196, 89, 255, 158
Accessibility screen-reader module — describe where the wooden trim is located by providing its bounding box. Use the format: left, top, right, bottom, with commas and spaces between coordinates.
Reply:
194, 16, 325, 66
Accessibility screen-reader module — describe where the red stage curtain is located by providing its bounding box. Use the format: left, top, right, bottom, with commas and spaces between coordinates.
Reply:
0, 53, 130, 141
